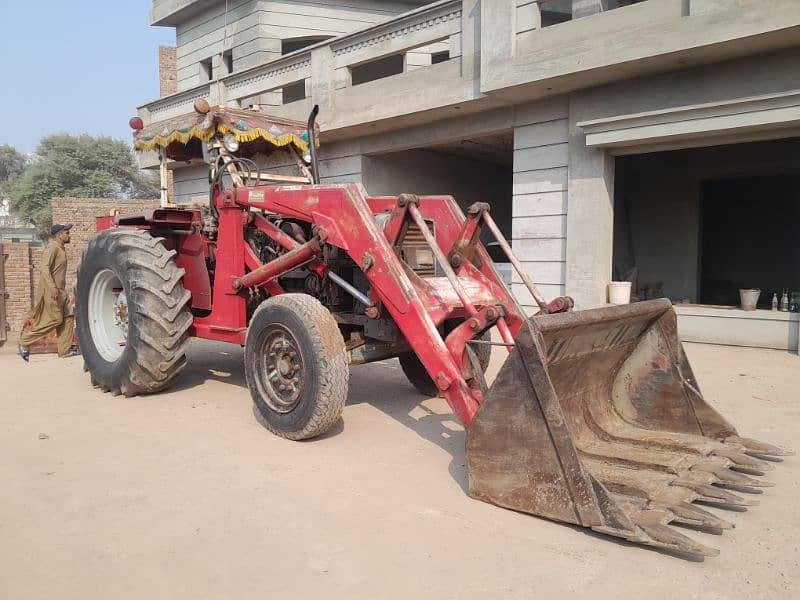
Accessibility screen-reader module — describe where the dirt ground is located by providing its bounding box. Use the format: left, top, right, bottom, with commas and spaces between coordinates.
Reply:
0, 340, 797, 599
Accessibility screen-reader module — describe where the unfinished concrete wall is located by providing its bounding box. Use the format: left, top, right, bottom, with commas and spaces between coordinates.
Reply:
174, 0, 429, 92
171, 140, 366, 205
362, 147, 512, 275
613, 138, 800, 304
363, 151, 510, 209
613, 154, 700, 303
566, 94, 615, 309
175, 0, 257, 90
512, 97, 570, 311
565, 48, 800, 308
361, 149, 512, 255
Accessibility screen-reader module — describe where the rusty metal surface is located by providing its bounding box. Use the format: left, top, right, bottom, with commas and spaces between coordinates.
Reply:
466, 300, 790, 558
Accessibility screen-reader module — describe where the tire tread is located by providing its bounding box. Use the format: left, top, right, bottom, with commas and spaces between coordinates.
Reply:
76, 229, 192, 396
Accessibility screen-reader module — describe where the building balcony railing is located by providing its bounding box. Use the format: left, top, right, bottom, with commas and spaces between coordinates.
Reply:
139, 0, 800, 138
485, 0, 800, 95
140, 0, 466, 132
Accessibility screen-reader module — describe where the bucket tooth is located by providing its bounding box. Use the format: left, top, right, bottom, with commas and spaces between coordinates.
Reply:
465, 300, 785, 558
577, 439, 698, 475
713, 447, 774, 474
726, 436, 793, 458
637, 522, 720, 558
678, 481, 759, 508
690, 463, 773, 490
632, 510, 720, 558
583, 461, 735, 531
654, 501, 734, 531
579, 393, 777, 476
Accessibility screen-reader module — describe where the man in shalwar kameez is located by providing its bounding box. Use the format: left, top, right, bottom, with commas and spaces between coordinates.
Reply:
18, 224, 77, 361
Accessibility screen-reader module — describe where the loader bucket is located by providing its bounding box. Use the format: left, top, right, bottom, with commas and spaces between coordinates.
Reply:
466, 299, 790, 558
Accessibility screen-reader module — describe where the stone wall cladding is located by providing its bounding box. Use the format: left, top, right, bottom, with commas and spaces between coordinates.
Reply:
1, 198, 158, 345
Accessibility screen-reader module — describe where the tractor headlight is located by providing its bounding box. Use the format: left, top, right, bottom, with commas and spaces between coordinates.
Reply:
222, 133, 240, 153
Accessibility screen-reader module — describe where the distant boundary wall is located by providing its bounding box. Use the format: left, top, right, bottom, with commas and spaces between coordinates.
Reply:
0, 197, 158, 345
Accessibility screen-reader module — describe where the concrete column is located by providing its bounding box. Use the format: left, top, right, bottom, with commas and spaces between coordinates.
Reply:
461, 0, 481, 81
512, 97, 570, 313
310, 46, 336, 120
479, 0, 515, 91
565, 94, 614, 309
572, 0, 610, 19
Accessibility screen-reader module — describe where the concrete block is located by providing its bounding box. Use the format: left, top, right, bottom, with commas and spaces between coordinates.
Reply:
512, 261, 566, 286
512, 282, 566, 307
512, 215, 567, 238
511, 237, 566, 262
675, 306, 800, 351
513, 143, 569, 172
514, 119, 569, 149
512, 190, 568, 217
514, 97, 569, 127
318, 155, 363, 179
516, 1, 541, 34
512, 167, 568, 195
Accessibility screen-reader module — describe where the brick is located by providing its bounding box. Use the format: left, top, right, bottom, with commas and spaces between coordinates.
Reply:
2, 197, 159, 344
159, 46, 178, 98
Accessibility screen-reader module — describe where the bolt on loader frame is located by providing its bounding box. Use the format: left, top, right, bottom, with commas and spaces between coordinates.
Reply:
75, 103, 790, 559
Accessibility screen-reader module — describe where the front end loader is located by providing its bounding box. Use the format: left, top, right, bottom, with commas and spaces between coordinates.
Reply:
75, 102, 789, 558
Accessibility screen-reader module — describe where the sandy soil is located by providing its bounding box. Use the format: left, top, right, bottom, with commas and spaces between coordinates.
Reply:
0, 340, 797, 599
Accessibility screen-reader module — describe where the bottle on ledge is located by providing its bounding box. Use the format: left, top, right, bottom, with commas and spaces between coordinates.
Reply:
780, 289, 790, 312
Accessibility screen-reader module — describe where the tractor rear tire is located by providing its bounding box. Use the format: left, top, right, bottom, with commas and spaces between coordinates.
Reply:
399, 329, 491, 397
75, 229, 192, 396
245, 294, 348, 440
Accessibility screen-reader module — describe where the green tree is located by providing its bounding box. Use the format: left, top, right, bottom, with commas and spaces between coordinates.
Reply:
11, 134, 158, 233
0, 144, 27, 200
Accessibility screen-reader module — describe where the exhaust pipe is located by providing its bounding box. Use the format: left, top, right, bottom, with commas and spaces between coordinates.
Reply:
307, 104, 320, 184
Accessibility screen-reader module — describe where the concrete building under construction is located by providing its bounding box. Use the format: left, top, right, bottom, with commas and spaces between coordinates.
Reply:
138, 0, 800, 350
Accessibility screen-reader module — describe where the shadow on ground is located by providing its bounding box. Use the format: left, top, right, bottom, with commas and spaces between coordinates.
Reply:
170, 340, 247, 392
346, 360, 470, 493
176, 339, 470, 491
173, 340, 737, 560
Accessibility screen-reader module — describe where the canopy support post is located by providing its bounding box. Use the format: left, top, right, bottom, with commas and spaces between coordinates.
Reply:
159, 148, 169, 208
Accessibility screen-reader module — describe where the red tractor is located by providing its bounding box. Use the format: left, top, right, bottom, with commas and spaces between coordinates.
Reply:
75, 102, 787, 558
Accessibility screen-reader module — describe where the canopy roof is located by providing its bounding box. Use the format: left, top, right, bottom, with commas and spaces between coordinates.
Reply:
133, 106, 317, 157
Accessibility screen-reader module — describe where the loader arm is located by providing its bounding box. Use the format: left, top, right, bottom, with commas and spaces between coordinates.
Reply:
117, 99, 789, 559
194, 180, 789, 558
231, 184, 524, 425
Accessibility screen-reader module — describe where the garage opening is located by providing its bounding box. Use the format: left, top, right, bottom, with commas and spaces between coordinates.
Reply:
613, 138, 800, 309
701, 175, 800, 307
362, 131, 513, 272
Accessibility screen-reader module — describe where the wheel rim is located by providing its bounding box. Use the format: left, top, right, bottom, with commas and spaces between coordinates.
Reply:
88, 269, 128, 362
257, 325, 305, 413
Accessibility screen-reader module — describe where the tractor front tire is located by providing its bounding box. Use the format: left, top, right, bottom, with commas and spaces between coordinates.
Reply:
245, 294, 348, 440
75, 229, 192, 396
399, 329, 491, 397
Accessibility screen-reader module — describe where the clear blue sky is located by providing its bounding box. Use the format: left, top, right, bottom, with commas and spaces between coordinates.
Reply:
0, 1, 174, 153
